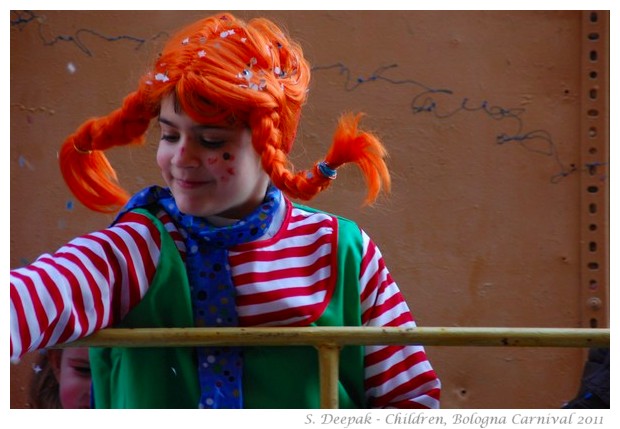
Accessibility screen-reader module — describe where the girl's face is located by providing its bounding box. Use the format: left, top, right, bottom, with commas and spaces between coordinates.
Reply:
156, 94, 270, 219
53, 348, 91, 409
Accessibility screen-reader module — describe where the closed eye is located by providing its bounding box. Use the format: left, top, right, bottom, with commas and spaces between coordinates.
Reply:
73, 365, 91, 375
161, 133, 180, 143
199, 139, 226, 149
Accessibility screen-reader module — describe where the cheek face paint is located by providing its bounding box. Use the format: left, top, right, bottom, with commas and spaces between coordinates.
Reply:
207, 156, 218, 165
223, 152, 235, 176
218, 152, 237, 181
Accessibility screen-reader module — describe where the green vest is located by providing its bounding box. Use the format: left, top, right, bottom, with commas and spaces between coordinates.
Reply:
90, 205, 366, 408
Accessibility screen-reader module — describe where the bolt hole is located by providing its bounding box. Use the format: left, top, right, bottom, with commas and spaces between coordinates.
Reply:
588, 262, 599, 270
590, 12, 598, 22
589, 71, 598, 79
589, 241, 597, 252
588, 32, 600, 41
589, 203, 597, 214
590, 318, 598, 328
589, 88, 598, 100
587, 185, 599, 194
590, 50, 598, 61
589, 224, 598, 231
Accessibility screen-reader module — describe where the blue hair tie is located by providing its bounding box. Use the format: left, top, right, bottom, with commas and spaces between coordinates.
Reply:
317, 161, 337, 180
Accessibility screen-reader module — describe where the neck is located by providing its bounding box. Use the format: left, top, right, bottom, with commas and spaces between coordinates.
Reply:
206, 215, 239, 227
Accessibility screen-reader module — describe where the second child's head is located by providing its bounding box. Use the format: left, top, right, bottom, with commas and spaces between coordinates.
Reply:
30, 348, 91, 409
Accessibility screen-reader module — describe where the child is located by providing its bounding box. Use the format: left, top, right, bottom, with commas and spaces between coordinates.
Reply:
562, 348, 609, 409
10, 13, 440, 408
28, 348, 91, 409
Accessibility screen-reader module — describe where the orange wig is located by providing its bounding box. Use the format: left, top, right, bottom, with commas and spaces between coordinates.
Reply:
59, 13, 391, 213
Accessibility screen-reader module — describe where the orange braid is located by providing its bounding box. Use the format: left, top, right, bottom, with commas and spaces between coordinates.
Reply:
250, 111, 322, 201
59, 124, 129, 213
59, 91, 155, 213
255, 111, 390, 205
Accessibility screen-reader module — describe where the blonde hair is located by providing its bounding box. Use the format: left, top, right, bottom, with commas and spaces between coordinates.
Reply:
59, 13, 390, 213
28, 350, 63, 409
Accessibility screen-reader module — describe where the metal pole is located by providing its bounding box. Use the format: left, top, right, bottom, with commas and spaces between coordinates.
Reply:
317, 343, 341, 409
66, 327, 610, 348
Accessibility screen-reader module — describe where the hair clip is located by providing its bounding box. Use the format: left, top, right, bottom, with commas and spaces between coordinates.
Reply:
74, 143, 92, 155
317, 161, 337, 180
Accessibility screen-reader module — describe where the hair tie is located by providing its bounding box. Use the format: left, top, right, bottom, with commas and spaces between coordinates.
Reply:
317, 161, 337, 180
73, 143, 92, 155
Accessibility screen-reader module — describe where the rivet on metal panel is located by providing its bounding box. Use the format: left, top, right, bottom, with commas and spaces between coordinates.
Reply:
587, 297, 602, 310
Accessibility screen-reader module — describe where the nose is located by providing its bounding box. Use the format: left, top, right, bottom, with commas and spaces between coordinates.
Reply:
172, 139, 200, 168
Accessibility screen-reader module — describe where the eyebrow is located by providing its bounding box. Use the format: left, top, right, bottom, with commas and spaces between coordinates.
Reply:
158, 117, 181, 129
158, 116, 227, 131
67, 358, 90, 365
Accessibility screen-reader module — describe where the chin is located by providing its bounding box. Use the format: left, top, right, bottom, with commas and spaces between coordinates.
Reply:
179, 206, 203, 217
177, 202, 211, 218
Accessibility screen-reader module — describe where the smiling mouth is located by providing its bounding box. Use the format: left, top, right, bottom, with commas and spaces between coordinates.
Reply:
174, 178, 212, 189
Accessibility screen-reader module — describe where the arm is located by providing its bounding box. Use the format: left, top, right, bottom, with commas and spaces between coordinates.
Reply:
359, 230, 441, 409
10, 211, 162, 362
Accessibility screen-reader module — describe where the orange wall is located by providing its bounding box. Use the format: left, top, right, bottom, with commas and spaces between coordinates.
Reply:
10, 10, 608, 408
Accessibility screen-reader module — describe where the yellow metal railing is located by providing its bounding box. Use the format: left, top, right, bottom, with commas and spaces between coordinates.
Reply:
68, 326, 610, 409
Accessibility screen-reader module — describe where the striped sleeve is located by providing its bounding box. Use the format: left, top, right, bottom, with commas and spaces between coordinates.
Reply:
10, 211, 162, 362
359, 230, 441, 409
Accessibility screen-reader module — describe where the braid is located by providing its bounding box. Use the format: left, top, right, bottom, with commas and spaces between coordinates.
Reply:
59, 91, 156, 213
241, 19, 390, 205
252, 108, 390, 205
250, 110, 316, 201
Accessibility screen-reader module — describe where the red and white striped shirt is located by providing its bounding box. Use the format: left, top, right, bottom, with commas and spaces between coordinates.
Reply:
10, 198, 440, 408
